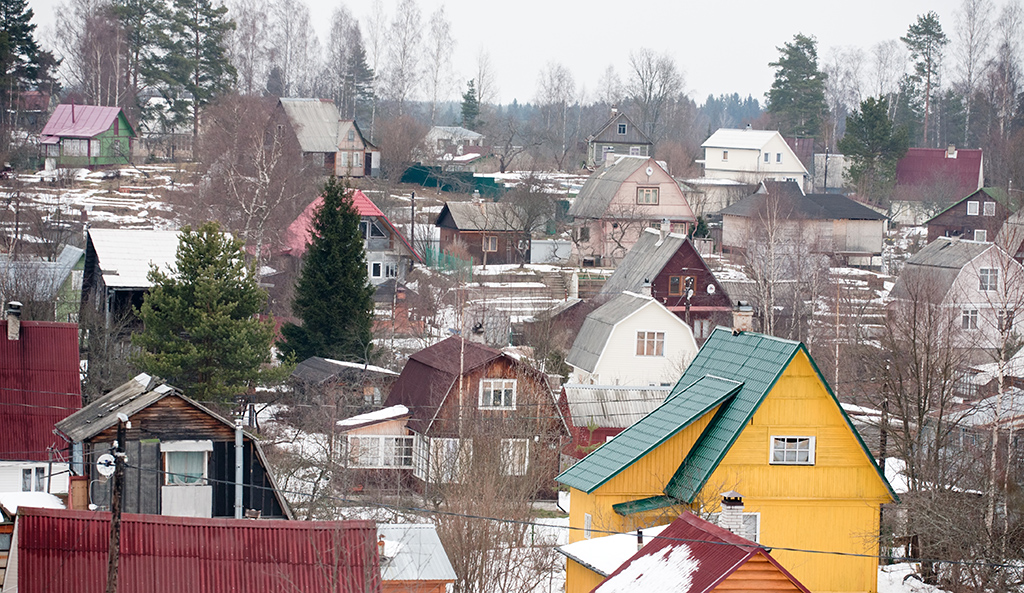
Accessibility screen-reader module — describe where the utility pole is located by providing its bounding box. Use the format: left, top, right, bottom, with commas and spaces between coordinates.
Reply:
105, 415, 128, 593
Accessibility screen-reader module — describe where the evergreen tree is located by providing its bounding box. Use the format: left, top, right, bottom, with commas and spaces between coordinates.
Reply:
133, 222, 285, 403
902, 11, 949, 146
838, 96, 909, 201
112, 0, 166, 118
461, 79, 480, 131
279, 178, 375, 363
0, 0, 58, 131
155, 0, 236, 141
767, 33, 828, 138
344, 27, 375, 123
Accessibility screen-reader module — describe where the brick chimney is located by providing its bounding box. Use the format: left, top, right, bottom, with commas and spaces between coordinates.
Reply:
732, 301, 753, 332
719, 491, 745, 536
6, 301, 22, 341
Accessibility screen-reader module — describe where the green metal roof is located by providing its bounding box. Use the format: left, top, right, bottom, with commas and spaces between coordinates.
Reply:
559, 327, 898, 505
555, 375, 742, 493
611, 494, 682, 516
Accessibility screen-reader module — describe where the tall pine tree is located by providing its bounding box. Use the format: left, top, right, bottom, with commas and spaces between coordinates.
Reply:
0, 0, 57, 132
838, 96, 909, 201
279, 178, 375, 363
155, 0, 236, 142
902, 11, 948, 146
133, 222, 285, 403
767, 33, 828, 138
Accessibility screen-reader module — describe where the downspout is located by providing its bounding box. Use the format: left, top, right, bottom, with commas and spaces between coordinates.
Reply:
234, 418, 243, 519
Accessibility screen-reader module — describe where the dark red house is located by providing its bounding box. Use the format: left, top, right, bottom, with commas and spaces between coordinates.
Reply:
926, 187, 1013, 243
598, 228, 733, 342
5, 507, 380, 593
383, 336, 567, 486
435, 201, 529, 266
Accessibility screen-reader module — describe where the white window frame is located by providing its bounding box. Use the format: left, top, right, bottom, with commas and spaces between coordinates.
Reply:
161, 440, 212, 486
975, 229, 988, 242
501, 438, 529, 476
962, 308, 979, 330
636, 331, 665, 357
984, 201, 996, 216
967, 200, 980, 215
479, 378, 517, 409
979, 268, 999, 291
371, 262, 383, 278
629, 146, 641, 156
346, 435, 414, 468
769, 436, 815, 465
617, 123, 627, 135
636, 187, 659, 205
776, 152, 782, 163
340, 151, 349, 167
764, 152, 770, 163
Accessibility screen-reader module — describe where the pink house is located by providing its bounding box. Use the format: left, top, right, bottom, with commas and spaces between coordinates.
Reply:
569, 155, 696, 266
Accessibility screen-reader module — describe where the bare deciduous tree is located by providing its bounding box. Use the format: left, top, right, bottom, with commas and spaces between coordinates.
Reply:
226, 0, 271, 95
382, 0, 422, 115
536, 62, 580, 170
424, 6, 455, 124
953, 0, 994, 144
625, 48, 683, 143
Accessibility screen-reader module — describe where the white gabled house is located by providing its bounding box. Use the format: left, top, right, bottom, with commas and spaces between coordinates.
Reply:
565, 291, 699, 386
698, 128, 809, 189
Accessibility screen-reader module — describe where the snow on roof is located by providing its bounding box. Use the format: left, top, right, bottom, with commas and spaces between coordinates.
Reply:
87, 229, 183, 289
702, 128, 781, 150
557, 525, 669, 576
595, 543, 699, 593
0, 491, 65, 516
323, 358, 399, 376
337, 405, 410, 429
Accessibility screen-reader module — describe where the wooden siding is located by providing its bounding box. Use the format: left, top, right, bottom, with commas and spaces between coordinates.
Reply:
567, 350, 891, 593
89, 396, 235, 443
566, 558, 605, 593
383, 580, 451, 593
928, 195, 1010, 243
717, 554, 805, 592
438, 227, 526, 266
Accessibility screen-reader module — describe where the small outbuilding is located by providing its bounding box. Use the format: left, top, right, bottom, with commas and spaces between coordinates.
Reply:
40, 104, 135, 169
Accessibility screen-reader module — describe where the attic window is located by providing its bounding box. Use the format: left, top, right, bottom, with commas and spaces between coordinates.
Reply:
776, 152, 782, 163
480, 378, 516, 409
636, 187, 659, 205
967, 201, 980, 215
636, 331, 665, 356
161, 440, 212, 486
722, 150, 729, 161
669, 276, 694, 296
770, 436, 815, 465
618, 123, 627, 135
983, 202, 996, 216
348, 129, 356, 141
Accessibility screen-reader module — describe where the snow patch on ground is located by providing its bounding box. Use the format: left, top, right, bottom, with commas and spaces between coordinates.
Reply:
878, 564, 950, 593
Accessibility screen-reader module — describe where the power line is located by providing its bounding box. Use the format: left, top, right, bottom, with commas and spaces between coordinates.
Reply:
119, 460, 1024, 570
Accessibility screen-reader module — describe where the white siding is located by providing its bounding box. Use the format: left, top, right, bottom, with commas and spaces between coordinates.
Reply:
592, 303, 698, 385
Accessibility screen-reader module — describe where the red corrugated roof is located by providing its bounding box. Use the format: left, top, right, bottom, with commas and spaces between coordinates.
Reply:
40, 104, 128, 140
14, 507, 381, 593
280, 190, 421, 262
896, 147, 983, 194
593, 512, 811, 593
0, 321, 81, 462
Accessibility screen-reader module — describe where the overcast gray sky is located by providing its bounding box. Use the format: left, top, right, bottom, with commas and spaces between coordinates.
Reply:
32, 0, 966, 104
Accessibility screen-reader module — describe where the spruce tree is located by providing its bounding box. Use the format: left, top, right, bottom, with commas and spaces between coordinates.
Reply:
461, 79, 480, 131
133, 222, 285, 403
0, 0, 57, 131
767, 33, 828, 138
279, 178, 375, 363
838, 96, 909, 200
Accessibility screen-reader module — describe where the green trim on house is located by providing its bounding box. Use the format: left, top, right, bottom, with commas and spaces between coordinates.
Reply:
611, 494, 683, 516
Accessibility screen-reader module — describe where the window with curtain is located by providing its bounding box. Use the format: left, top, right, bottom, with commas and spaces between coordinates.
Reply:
165, 451, 206, 485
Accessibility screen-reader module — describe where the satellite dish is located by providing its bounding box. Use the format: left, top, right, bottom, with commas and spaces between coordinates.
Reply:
645, 166, 654, 176
96, 453, 116, 477
707, 284, 716, 294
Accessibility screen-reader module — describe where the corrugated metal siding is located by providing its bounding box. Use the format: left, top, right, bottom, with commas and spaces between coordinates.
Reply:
562, 385, 669, 429
0, 321, 81, 462
17, 507, 380, 593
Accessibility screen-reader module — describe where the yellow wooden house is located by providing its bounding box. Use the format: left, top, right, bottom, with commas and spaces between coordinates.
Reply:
556, 328, 896, 593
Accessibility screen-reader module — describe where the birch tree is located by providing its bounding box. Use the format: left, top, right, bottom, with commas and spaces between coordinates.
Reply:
424, 6, 454, 124
953, 0, 993, 144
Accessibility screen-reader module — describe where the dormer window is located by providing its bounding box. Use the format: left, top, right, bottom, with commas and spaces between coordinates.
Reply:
618, 123, 627, 135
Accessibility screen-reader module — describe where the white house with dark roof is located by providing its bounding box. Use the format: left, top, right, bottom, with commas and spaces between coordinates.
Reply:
698, 128, 809, 189
566, 291, 698, 386
569, 155, 695, 266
